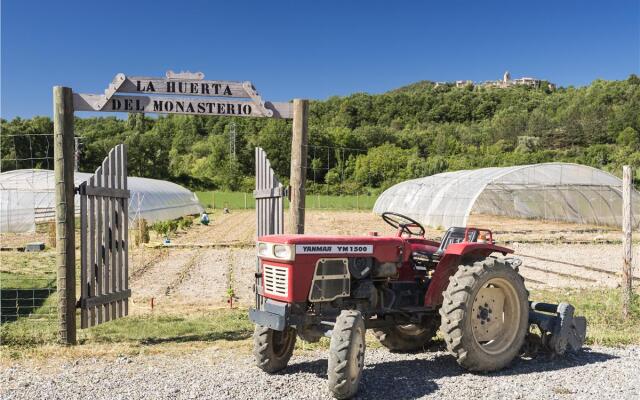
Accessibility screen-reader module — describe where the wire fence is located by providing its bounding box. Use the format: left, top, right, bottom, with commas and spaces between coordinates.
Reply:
305, 144, 376, 210
194, 144, 377, 211
195, 191, 378, 211
1, 134, 59, 341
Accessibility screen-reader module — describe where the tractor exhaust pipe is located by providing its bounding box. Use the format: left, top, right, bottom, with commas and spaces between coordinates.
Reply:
528, 301, 587, 355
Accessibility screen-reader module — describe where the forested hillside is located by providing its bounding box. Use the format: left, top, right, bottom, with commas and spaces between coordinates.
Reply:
2, 75, 639, 194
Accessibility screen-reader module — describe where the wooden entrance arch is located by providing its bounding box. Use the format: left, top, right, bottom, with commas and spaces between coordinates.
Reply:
53, 71, 308, 343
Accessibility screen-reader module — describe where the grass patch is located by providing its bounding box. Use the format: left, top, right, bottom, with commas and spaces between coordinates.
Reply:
81, 309, 252, 344
2, 287, 638, 356
530, 288, 640, 346
195, 191, 377, 211
1, 308, 253, 348
1, 251, 57, 324
0, 304, 58, 345
0, 251, 56, 289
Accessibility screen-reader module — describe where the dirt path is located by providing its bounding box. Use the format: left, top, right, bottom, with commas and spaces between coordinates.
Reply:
175, 210, 255, 245
129, 249, 198, 311
513, 243, 640, 289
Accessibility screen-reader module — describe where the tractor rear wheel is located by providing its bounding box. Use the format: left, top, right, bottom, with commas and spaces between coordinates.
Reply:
328, 310, 366, 399
253, 325, 296, 373
439, 257, 529, 372
373, 321, 438, 352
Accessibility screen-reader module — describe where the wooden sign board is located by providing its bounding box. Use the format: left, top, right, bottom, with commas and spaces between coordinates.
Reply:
107, 94, 266, 117
121, 77, 251, 98
72, 71, 292, 119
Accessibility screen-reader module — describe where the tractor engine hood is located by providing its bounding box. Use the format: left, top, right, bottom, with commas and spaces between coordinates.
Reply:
257, 234, 405, 263
256, 234, 406, 303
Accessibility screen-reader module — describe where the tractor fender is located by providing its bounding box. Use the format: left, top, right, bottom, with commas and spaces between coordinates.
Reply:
423, 243, 513, 307
444, 242, 513, 257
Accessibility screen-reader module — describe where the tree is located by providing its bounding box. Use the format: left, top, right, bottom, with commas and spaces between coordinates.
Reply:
3, 76, 639, 193
617, 127, 640, 150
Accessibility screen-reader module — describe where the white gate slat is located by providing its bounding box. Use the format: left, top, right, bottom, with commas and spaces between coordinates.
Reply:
95, 167, 104, 324
114, 146, 123, 318
109, 147, 118, 319
122, 145, 129, 316
102, 154, 111, 322
80, 183, 88, 328
88, 176, 96, 325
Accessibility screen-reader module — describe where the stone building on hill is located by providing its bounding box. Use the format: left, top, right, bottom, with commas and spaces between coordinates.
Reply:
454, 71, 556, 90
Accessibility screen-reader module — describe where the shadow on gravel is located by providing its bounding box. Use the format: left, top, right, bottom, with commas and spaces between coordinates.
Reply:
286, 346, 617, 400
139, 330, 251, 345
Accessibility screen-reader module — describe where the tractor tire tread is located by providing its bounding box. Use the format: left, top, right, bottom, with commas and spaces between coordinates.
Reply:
439, 257, 529, 372
253, 325, 296, 373
328, 310, 365, 400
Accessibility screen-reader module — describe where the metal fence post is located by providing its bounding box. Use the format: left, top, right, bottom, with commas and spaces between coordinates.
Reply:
53, 86, 76, 345
622, 165, 633, 319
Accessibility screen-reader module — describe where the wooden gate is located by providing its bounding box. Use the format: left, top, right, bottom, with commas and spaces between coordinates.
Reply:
254, 147, 286, 307
254, 147, 286, 237
78, 144, 131, 328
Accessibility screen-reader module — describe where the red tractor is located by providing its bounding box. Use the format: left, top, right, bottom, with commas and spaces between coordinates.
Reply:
249, 212, 586, 399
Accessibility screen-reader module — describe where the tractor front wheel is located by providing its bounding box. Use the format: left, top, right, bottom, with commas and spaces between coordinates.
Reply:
373, 321, 438, 352
328, 310, 366, 399
253, 325, 296, 373
439, 257, 529, 372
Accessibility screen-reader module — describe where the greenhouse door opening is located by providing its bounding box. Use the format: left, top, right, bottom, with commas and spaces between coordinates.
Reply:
77, 144, 131, 328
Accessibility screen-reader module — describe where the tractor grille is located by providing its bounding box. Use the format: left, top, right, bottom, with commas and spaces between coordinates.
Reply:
263, 264, 288, 297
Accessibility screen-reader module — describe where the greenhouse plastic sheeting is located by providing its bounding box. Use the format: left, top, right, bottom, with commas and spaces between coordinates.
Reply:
373, 163, 640, 228
0, 169, 204, 233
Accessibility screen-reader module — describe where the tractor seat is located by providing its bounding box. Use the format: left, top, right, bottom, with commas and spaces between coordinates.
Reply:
406, 239, 439, 270
407, 239, 439, 254
433, 227, 478, 257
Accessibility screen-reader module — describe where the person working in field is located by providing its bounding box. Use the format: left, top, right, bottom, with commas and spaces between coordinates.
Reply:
200, 212, 210, 226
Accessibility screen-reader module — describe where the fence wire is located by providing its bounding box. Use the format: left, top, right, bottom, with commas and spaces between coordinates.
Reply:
1, 134, 58, 339
304, 144, 375, 210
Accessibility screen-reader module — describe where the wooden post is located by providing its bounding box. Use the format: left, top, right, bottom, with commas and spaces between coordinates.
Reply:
289, 99, 309, 234
53, 86, 76, 345
622, 165, 633, 319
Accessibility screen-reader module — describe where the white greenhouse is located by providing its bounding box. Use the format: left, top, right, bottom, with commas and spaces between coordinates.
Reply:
0, 169, 204, 233
374, 162, 639, 228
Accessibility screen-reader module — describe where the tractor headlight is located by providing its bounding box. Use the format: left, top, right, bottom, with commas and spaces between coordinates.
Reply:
257, 242, 270, 257
273, 244, 294, 261
256, 242, 295, 261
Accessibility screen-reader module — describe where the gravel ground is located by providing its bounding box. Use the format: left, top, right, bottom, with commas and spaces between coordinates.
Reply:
2, 345, 639, 400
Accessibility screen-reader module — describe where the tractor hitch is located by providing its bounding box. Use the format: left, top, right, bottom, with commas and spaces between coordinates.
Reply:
527, 301, 587, 355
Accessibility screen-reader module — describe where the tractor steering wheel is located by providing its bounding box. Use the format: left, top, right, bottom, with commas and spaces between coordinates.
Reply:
381, 212, 425, 237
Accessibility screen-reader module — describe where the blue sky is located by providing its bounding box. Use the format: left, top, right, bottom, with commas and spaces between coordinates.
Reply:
1, 0, 639, 119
